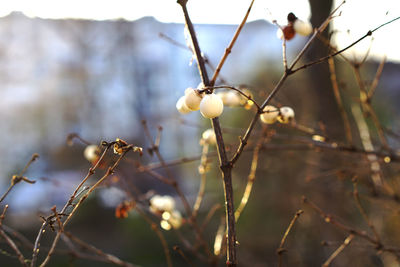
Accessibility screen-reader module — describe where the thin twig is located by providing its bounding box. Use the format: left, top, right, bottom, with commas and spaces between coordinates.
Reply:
0, 228, 29, 267
235, 136, 264, 222
0, 206, 28, 267
328, 57, 353, 145
352, 177, 381, 243
209, 0, 255, 86
302, 196, 400, 258
174, 246, 195, 267
368, 56, 386, 100
322, 234, 354, 267
200, 203, 222, 232
203, 85, 261, 110
192, 144, 209, 218
39, 143, 141, 267
292, 16, 400, 73
31, 143, 112, 267
0, 153, 39, 204
276, 210, 304, 267
64, 232, 138, 267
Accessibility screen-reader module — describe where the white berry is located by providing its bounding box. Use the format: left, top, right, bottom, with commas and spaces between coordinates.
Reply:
278, 106, 295, 123
83, 145, 100, 163
293, 19, 313, 36
202, 128, 217, 145
150, 195, 176, 213
184, 88, 203, 111
224, 91, 241, 107
260, 105, 279, 124
176, 96, 192, 114
200, 93, 224, 119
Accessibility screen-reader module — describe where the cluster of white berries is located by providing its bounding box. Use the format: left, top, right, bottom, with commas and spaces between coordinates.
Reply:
176, 84, 224, 119
277, 12, 313, 41
176, 84, 256, 118
260, 105, 295, 124
149, 195, 182, 230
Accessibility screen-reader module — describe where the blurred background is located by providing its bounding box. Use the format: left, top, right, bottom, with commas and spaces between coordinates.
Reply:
0, 0, 399, 266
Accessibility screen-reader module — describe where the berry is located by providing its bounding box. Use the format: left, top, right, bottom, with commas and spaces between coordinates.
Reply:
83, 145, 100, 163
277, 106, 295, 123
260, 105, 279, 124
202, 128, 217, 145
176, 95, 192, 114
293, 19, 313, 36
200, 93, 224, 119
184, 88, 203, 111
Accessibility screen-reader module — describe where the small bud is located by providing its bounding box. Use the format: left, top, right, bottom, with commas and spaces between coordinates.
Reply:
184, 88, 203, 111
176, 96, 192, 114
277, 106, 295, 123
200, 93, 224, 119
260, 105, 279, 124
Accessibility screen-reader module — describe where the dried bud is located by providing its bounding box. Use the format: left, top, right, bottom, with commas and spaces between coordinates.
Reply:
113, 138, 129, 155
115, 201, 135, 219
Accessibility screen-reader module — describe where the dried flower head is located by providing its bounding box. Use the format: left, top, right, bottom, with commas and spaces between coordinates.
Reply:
115, 201, 135, 219
113, 138, 129, 155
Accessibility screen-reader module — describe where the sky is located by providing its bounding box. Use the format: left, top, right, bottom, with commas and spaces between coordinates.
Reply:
0, 0, 399, 61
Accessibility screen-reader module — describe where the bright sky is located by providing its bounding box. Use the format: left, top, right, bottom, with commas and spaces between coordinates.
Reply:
0, 0, 399, 61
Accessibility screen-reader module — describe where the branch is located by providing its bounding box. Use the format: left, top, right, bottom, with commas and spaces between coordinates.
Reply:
209, 0, 255, 86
